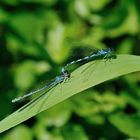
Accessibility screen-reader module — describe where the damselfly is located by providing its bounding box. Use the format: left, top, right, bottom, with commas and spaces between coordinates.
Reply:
61, 48, 117, 74
12, 69, 70, 104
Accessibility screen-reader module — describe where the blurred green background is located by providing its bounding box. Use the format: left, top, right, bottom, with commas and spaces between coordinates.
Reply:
0, 0, 140, 139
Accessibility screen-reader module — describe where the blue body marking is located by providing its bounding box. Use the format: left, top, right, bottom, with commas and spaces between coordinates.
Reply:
61, 48, 116, 73
12, 70, 70, 103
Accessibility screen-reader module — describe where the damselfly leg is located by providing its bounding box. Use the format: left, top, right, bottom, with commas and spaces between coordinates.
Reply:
62, 48, 116, 74
61, 48, 117, 82
81, 49, 117, 81
16, 70, 71, 113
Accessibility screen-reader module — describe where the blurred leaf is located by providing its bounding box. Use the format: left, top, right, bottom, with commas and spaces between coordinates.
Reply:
14, 61, 50, 90
72, 90, 125, 125
74, 0, 90, 18
120, 74, 140, 111
72, 91, 101, 116
86, 0, 111, 11
0, 8, 8, 23
6, 33, 47, 57
99, 1, 128, 29
109, 113, 140, 139
107, 3, 139, 37
62, 124, 88, 140
33, 122, 55, 140
3, 125, 32, 140
10, 13, 45, 43
117, 38, 134, 54
43, 10, 60, 28
121, 91, 140, 112
0, 55, 140, 133
21, 0, 57, 6
1, 0, 19, 5
86, 114, 105, 125
14, 61, 37, 90
35, 61, 51, 75
46, 22, 69, 63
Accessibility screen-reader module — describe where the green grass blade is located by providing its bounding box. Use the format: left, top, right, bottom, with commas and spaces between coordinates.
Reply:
0, 54, 140, 133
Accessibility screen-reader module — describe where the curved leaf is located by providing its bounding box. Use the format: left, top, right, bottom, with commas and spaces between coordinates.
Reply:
0, 54, 140, 133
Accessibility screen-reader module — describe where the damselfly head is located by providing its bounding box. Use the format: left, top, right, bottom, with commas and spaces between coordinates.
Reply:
61, 67, 71, 77
108, 48, 117, 59
62, 69, 71, 78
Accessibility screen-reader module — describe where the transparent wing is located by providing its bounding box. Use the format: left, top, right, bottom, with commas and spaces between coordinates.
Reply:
12, 77, 56, 103
63, 46, 102, 70
80, 58, 98, 74
18, 76, 70, 112
81, 55, 116, 81
18, 81, 57, 112
70, 46, 98, 58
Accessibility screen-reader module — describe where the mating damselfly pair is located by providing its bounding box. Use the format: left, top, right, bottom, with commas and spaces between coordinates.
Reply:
12, 48, 117, 108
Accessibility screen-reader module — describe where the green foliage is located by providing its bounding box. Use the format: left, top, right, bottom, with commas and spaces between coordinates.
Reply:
109, 113, 140, 139
1, 55, 140, 136
0, 0, 140, 139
